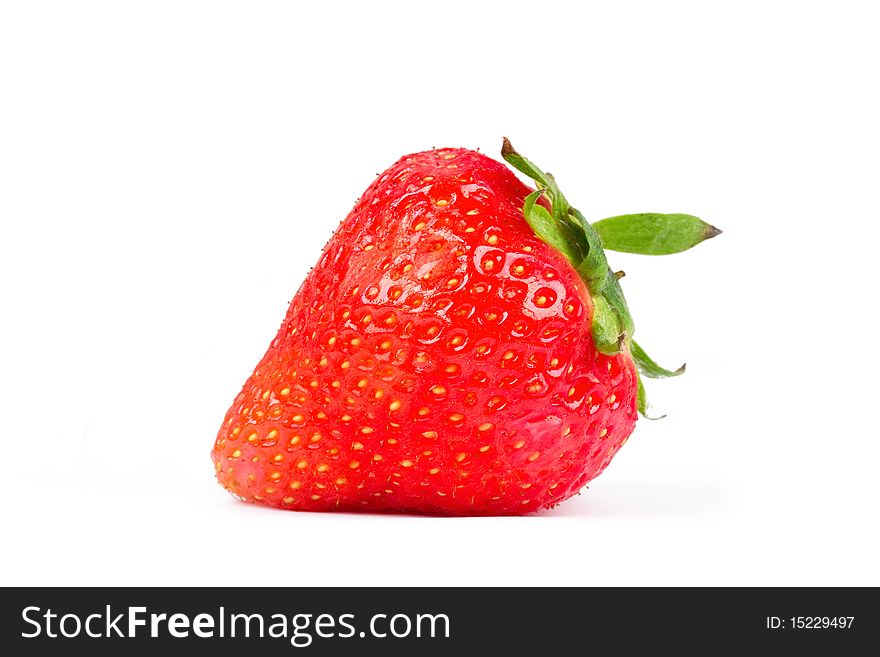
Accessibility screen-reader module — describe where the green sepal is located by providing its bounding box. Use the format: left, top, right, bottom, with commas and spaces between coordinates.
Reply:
593, 213, 721, 255
522, 190, 581, 262
629, 339, 685, 379
570, 208, 609, 293
501, 139, 716, 420
636, 372, 647, 415
591, 295, 625, 355
635, 370, 666, 419
502, 138, 556, 193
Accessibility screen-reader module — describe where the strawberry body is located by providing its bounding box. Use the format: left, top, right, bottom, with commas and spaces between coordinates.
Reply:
212, 148, 638, 515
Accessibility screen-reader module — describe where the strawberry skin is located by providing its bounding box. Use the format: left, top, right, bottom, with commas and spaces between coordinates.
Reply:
212, 148, 639, 515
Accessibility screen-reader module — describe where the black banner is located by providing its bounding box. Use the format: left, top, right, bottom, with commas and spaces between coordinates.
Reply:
1, 587, 875, 654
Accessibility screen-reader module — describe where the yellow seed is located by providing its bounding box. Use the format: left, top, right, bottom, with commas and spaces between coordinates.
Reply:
466, 209, 479, 216
357, 378, 368, 388
279, 387, 290, 396
361, 427, 375, 435
316, 464, 329, 473
266, 429, 279, 440
479, 445, 491, 453
349, 460, 360, 469
448, 413, 464, 422
262, 390, 270, 400
431, 385, 447, 396
389, 400, 402, 411
335, 477, 347, 485
247, 432, 258, 442
311, 433, 322, 443
600, 428, 608, 438
310, 494, 322, 501
273, 454, 283, 462
608, 394, 617, 404
422, 431, 438, 439
429, 467, 441, 475
282, 496, 294, 504
296, 460, 308, 469
231, 449, 242, 458
527, 451, 540, 462
341, 414, 352, 422
562, 426, 572, 436
449, 335, 463, 346
521, 482, 532, 489
373, 454, 383, 461
387, 438, 398, 445
502, 350, 515, 360
414, 221, 427, 231
270, 472, 282, 480
486, 234, 499, 245
478, 422, 494, 431
400, 460, 414, 468
289, 435, 301, 446
455, 452, 467, 462
352, 442, 364, 450
292, 414, 304, 423
350, 337, 362, 347
417, 407, 430, 416
340, 360, 350, 369
436, 199, 449, 207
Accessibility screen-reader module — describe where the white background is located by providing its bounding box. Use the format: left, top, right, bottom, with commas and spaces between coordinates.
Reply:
1, 1, 878, 586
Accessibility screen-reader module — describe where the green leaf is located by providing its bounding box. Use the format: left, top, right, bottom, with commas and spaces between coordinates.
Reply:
629, 340, 685, 379
592, 213, 721, 255
637, 373, 647, 415
601, 269, 634, 340
590, 295, 624, 355
501, 138, 554, 190
522, 191, 580, 262
571, 208, 608, 293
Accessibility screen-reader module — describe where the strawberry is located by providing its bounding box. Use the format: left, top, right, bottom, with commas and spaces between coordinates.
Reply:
211, 140, 719, 515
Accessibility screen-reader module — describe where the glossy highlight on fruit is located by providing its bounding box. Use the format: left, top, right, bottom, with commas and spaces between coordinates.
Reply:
211, 144, 717, 515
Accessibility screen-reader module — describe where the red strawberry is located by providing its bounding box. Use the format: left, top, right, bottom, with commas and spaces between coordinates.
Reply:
211, 140, 719, 515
